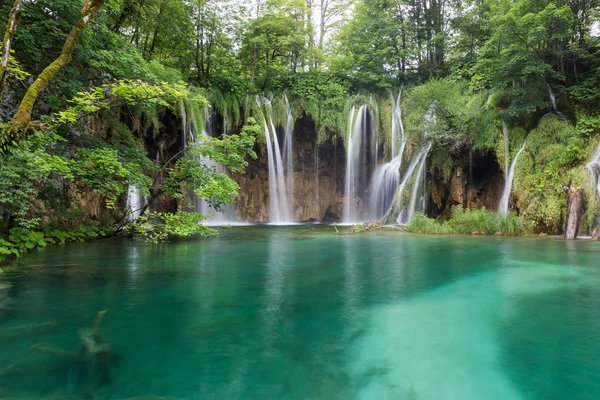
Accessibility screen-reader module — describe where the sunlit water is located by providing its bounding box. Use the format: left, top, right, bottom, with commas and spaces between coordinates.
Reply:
1, 226, 600, 399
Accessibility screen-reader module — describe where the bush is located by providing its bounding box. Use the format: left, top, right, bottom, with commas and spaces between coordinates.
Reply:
125, 210, 218, 243
0, 222, 107, 263
405, 207, 530, 236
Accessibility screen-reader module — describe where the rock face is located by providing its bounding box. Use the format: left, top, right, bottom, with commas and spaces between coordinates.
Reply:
434, 150, 504, 218
234, 113, 346, 222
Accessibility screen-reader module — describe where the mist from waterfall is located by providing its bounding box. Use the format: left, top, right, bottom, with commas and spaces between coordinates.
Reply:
498, 141, 527, 216
343, 105, 369, 224
256, 96, 293, 223
587, 142, 600, 202
366, 88, 407, 221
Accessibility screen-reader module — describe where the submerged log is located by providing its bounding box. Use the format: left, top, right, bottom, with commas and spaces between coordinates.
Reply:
334, 221, 383, 235
564, 187, 584, 240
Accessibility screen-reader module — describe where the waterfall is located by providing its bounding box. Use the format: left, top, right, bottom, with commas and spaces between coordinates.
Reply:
343, 105, 368, 224
283, 95, 294, 209
256, 96, 293, 223
126, 185, 146, 221
390, 87, 404, 157
498, 141, 527, 216
383, 103, 436, 224
501, 118, 509, 176
587, 142, 600, 202
366, 89, 407, 221
546, 83, 568, 122
396, 143, 433, 225
193, 106, 238, 224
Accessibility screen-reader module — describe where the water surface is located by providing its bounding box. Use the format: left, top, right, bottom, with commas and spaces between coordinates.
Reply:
1, 226, 600, 399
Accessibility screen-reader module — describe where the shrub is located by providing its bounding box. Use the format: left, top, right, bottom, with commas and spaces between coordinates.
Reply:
405, 207, 530, 236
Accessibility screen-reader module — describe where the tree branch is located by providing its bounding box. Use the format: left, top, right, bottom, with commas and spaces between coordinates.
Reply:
0, 0, 23, 100
8, 0, 106, 137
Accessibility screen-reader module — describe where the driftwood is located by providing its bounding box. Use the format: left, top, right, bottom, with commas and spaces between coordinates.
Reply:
32, 310, 112, 395
334, 221, 383, 235
564, 187, 585, 239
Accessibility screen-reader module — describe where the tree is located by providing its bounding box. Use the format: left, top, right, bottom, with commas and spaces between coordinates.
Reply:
5, 0, 106, 139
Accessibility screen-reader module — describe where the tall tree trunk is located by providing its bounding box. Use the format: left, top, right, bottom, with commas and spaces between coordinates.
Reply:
0, 0, 23, 101
564, 187, 584, 240
8, 0, 106, 136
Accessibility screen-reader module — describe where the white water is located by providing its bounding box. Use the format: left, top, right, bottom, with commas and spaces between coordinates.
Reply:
256, 96, 293, 223
126, 185, 146, 221
191, 106, 238, 225
498, 142, 527, 216
283, 95, 294, 208
546, 84, 568, 122
366, 89, 407, 221
400, 143, 432, 225
395, 144, 432, 225
343, 105, 368, 224
502, 118, 509, 176
586, 142, 600, 202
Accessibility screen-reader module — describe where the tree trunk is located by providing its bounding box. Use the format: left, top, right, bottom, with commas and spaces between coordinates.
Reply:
8, 0, 105, 137
564, 187, 584, 240
0, 0, 23, 101
591, 215, 600, 241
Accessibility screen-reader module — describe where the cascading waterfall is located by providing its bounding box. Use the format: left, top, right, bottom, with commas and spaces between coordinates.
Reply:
390, 87, 404, 157
283, 95, 294, 208
193, 106, 238, 224
366, 89, 407, 221
256, 96, 293, 223
586, 143, 600, 202
343, 105, 369, 224
385, 103, 436, 225
501, 118, 509, 176
396, 143, 433, 225
498, 141, 527, 216
546, 83, 568, 122
126, 185, 146, 221
400, 143, 432, 225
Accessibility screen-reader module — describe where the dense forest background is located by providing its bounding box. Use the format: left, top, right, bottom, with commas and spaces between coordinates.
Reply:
1, 0, 599, 258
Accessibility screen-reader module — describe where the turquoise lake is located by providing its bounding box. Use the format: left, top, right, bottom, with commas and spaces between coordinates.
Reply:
1, 226, 600, 399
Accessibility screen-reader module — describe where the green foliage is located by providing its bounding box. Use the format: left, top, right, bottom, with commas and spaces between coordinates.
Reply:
406, 207, 529, 236
126, 210, 218, 243
163, 118, 258, 207
0, 223, 106, 263
512, 116, 592, 233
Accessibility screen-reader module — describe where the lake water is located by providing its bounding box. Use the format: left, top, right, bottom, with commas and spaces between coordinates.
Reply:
1, 226, 600, 399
